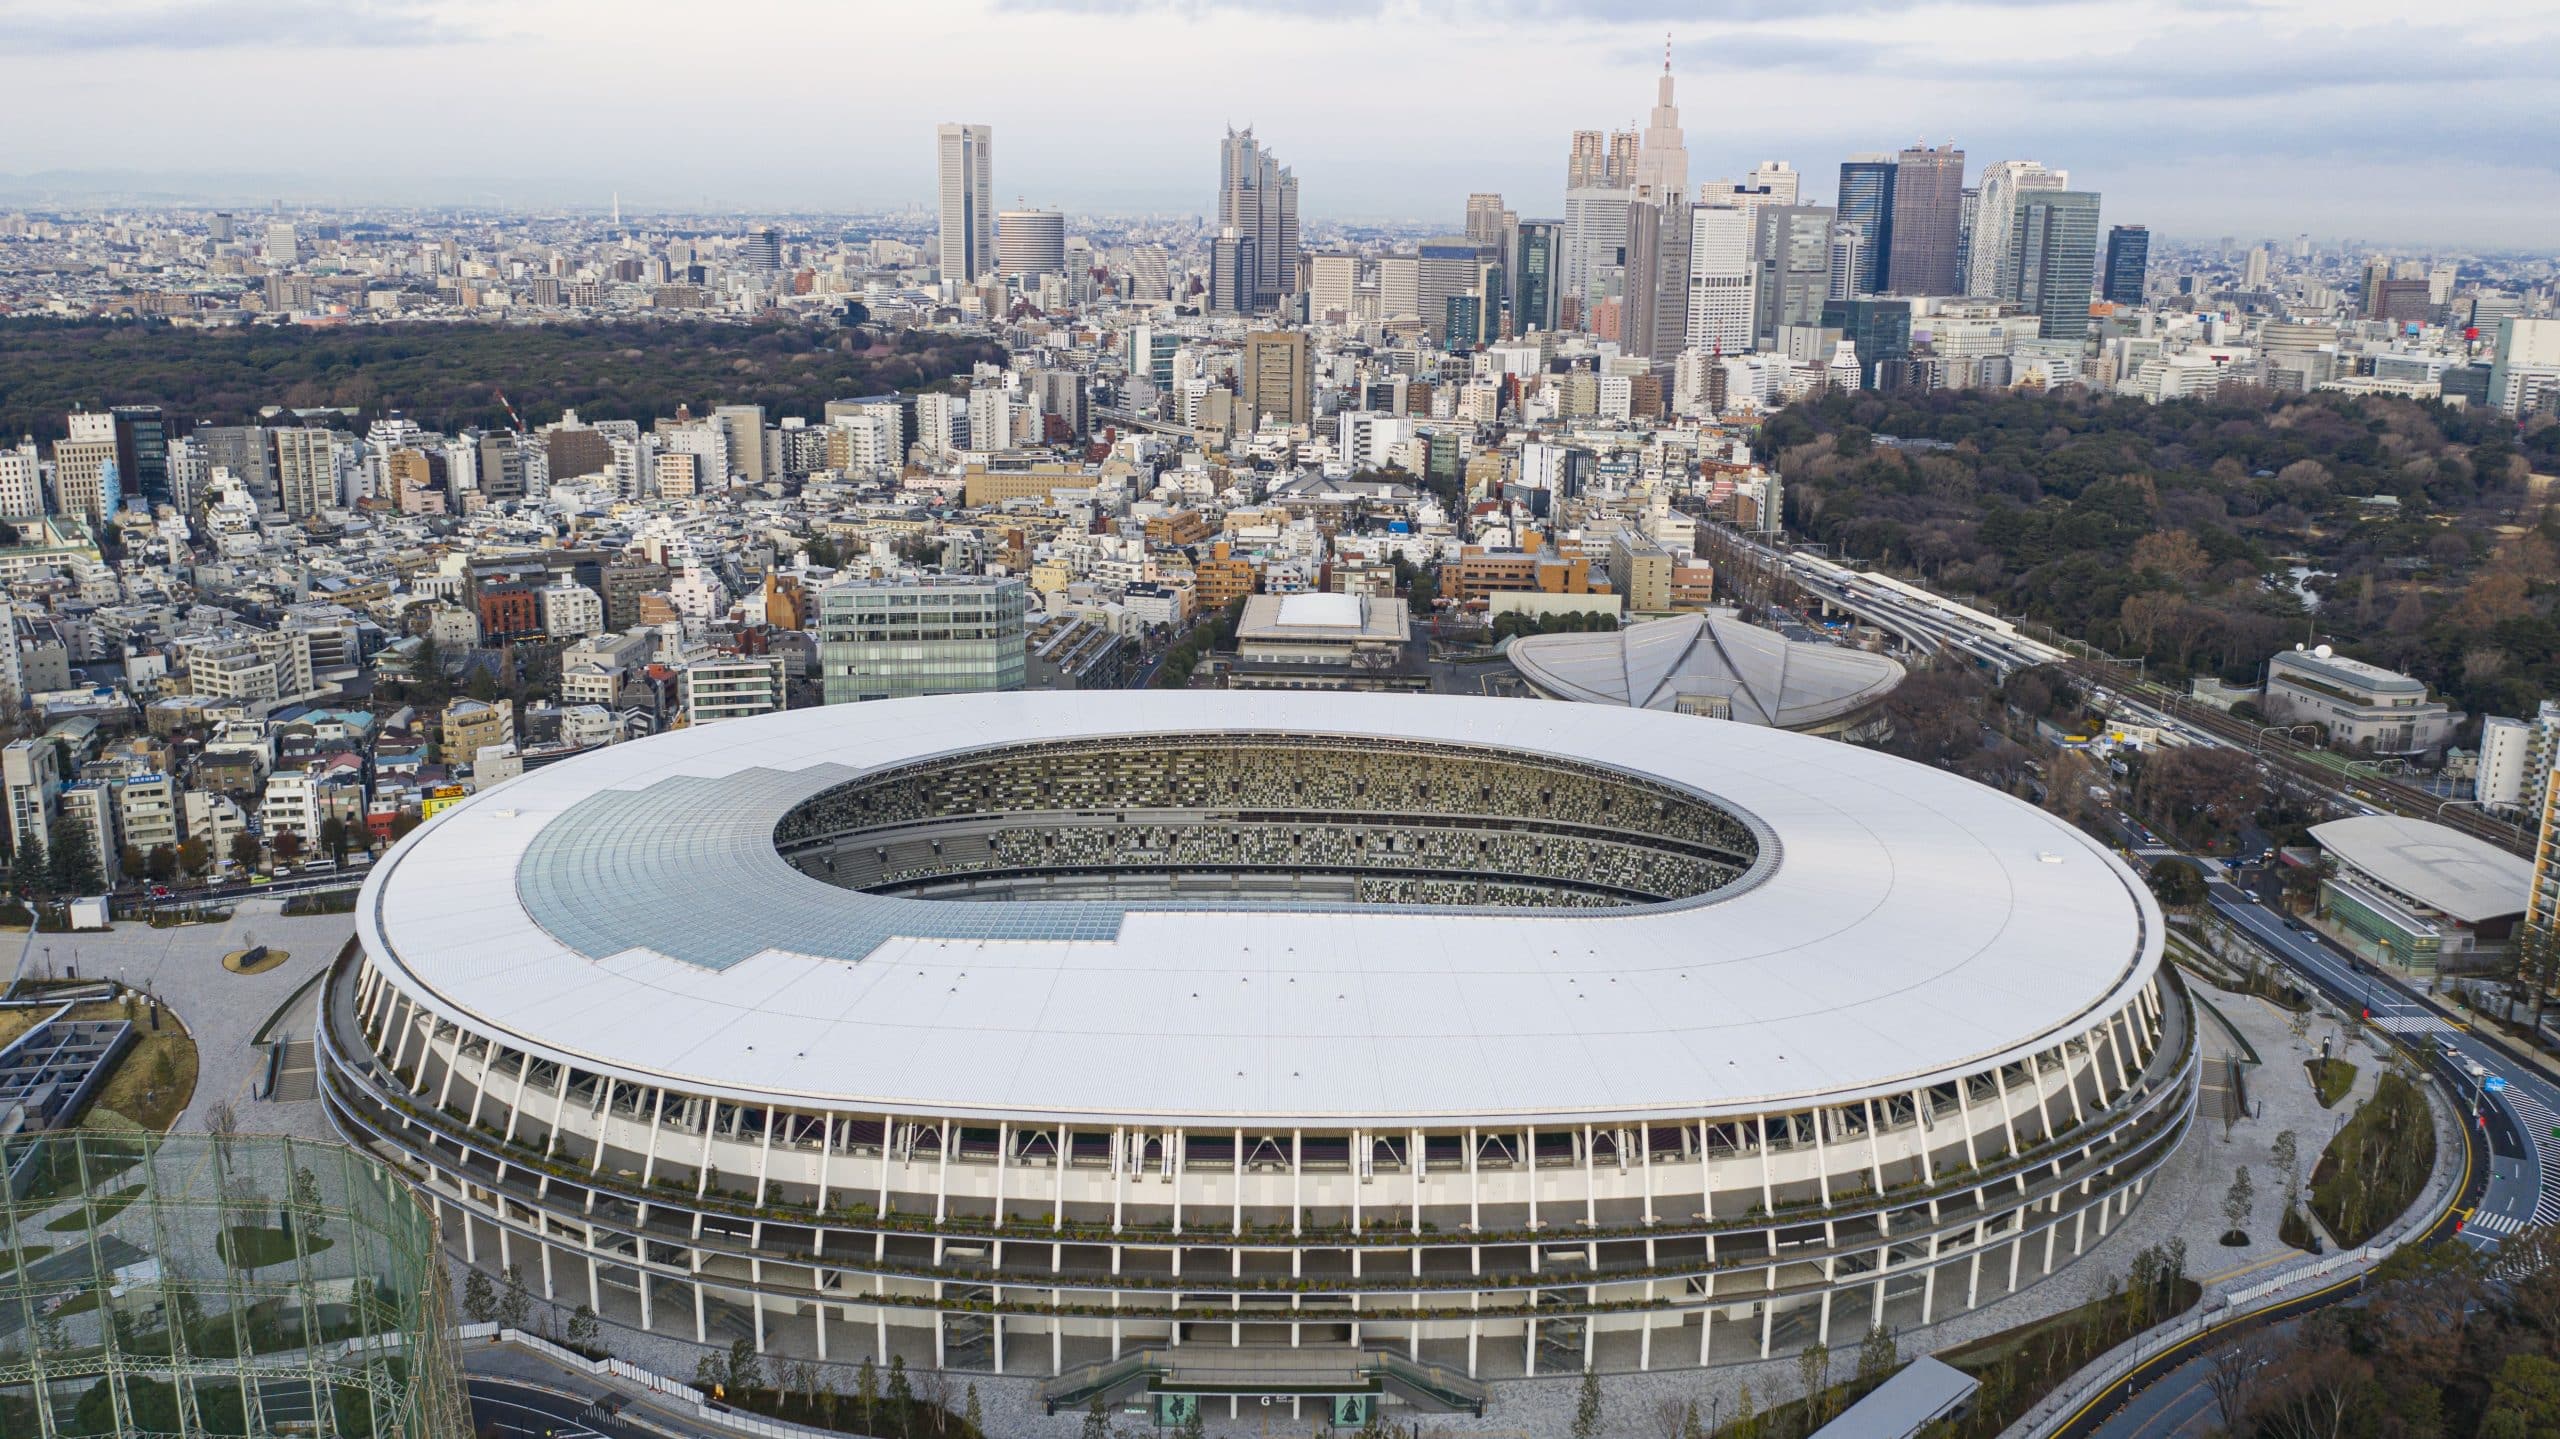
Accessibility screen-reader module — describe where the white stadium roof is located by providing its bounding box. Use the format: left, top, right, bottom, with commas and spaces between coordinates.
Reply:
361, 692, 2156, 1128
2309, 814, 2531, 924
1508, 614, 1907, 728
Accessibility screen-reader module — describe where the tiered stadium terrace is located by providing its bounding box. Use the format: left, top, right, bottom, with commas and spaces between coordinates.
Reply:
321, 691, 2191, 1394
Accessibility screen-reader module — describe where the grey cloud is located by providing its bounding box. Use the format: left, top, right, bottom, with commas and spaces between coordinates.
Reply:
0, 0, 470, 51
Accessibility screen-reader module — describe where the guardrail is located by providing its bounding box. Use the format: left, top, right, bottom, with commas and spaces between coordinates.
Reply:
460, 1324, 873, 1439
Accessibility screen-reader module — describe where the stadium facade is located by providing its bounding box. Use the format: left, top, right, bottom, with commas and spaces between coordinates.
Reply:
320, 692, 2192, 1385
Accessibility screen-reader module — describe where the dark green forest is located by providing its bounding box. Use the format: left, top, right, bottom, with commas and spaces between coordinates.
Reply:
1761, 388, 2560, 725
0, 317, 1005, 440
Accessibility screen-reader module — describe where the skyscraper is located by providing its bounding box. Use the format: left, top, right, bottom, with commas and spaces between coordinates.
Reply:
1967, 160, 2066, 298
1218, 127, 1299, 312
2102, 225, 2150, 305
1685, 204, 1755, 355
1834, 155, 1897, 296
1885, 144, 1965, 297
1465, 193, 1507, 246
1209, 230, 1256, 316
1566, 131, 1607, 191
935, 123, 994, 285
1631, 49, 1688, 206
1620, 201, 1690, 365
1513, 221, 1559, 333
1753, 205, 1838, 347
1827, 224, 1865, 304
1563, 186, 1634, 318
740, 226, 783, 274
1604, 131, 1639, 188
2009, 190, 2102, 339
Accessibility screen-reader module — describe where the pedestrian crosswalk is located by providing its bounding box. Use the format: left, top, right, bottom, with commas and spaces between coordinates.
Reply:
2500, 1086, 2560, 1226
2468, 1209, 2529, 1237
2374, 1013, 2455, 1035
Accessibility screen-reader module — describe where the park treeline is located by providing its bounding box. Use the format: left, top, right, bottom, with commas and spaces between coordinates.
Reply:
1764, 386, 2560, 722
0, 316, 1006, 440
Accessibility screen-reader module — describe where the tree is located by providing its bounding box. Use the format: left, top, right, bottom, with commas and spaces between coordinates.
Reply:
725, 1336, 761, 1395
566, 1302, 600, 1354
145, 844, 177, 882
272, 829, 305, 864
1798, 1339, 1834, 1427
47, 815, 102, 896
319, 816, 350, 863
1856, 1322, 1900, 1387
1733, 1382, 1760, 1439
963, 1384, 982, 1438
2203, 1337, 2268, 1430
120, 843, 144, 878
857, 1357, 880, 1430
1079, 1396, 1108, 1439
1572, 1366, 1603, 1439
2224, 1164, 2255, 1243
11, 831, 46, 897
229, 831, 261, 872
694, 1351, 728, 1396
887, 1354, 913, 1436
177, 835, 211, 879
498, 1264, 531, 1331
2273, 1130, 2302, 1214
2146, 858, 2207, 910
461, 1268, 495, 1325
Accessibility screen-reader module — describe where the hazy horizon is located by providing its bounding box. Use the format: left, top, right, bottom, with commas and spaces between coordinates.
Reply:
2, 0, 2552, 249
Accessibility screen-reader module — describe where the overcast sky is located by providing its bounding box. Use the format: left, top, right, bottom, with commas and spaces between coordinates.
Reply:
4, 0, 2552, 248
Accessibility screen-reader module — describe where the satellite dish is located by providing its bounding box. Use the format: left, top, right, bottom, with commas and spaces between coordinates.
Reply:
2314, 644, 2334, 659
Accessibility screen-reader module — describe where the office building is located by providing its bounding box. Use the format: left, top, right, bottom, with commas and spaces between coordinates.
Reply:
1885, 144, 1965, 296
1566, 129, 1608, 190
1746, 161, 1801, 205
1240, 330, 1311, 429
996, 208, 1066, 278
1967, 160, 2066, 298
1376, 256, 1419, 321
49, 415, 121, 522
739, 226, 782, 273
1834, 154, 1896, 295
1307, 253, 1358, 320
2490, 318, 2560, 417
1417, 236, 1496, 345
1218, 126, 1299, 311
935, 122, 995, 285
1631, 53, 1688, 205
1512, 220, 1559, 333
1208, 229, 1255, 316
2009, 190, 2103, 339
109, 404, 169, 510
1753, 204, 1838, 346
816, 575, 1026, 704
2102, 224, 2150, 305
2262, 647, 2457, 756
681, 653, 789, 725
1621, 200, 1692, 364
1563, 186, 1633, 314
713, 404, 766, 487
1464, 192, 1507, 246
1686, 204, 1756, 355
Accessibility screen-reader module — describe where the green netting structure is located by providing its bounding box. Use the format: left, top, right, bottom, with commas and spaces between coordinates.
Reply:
0, 1130, 465, 1439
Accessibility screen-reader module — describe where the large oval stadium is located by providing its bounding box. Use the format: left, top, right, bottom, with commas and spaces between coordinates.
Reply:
319, 691, 2192, 1399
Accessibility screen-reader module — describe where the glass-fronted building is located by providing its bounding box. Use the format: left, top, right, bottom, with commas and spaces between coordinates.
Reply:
816, 575, 1027, 705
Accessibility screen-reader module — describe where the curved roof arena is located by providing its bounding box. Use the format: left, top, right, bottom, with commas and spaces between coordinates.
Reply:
358, 691, 2157, 1127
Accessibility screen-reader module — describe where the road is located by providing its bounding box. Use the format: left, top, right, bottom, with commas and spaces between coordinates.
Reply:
468, 1377, 660, 1439
2203, 878, 2559, 1242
